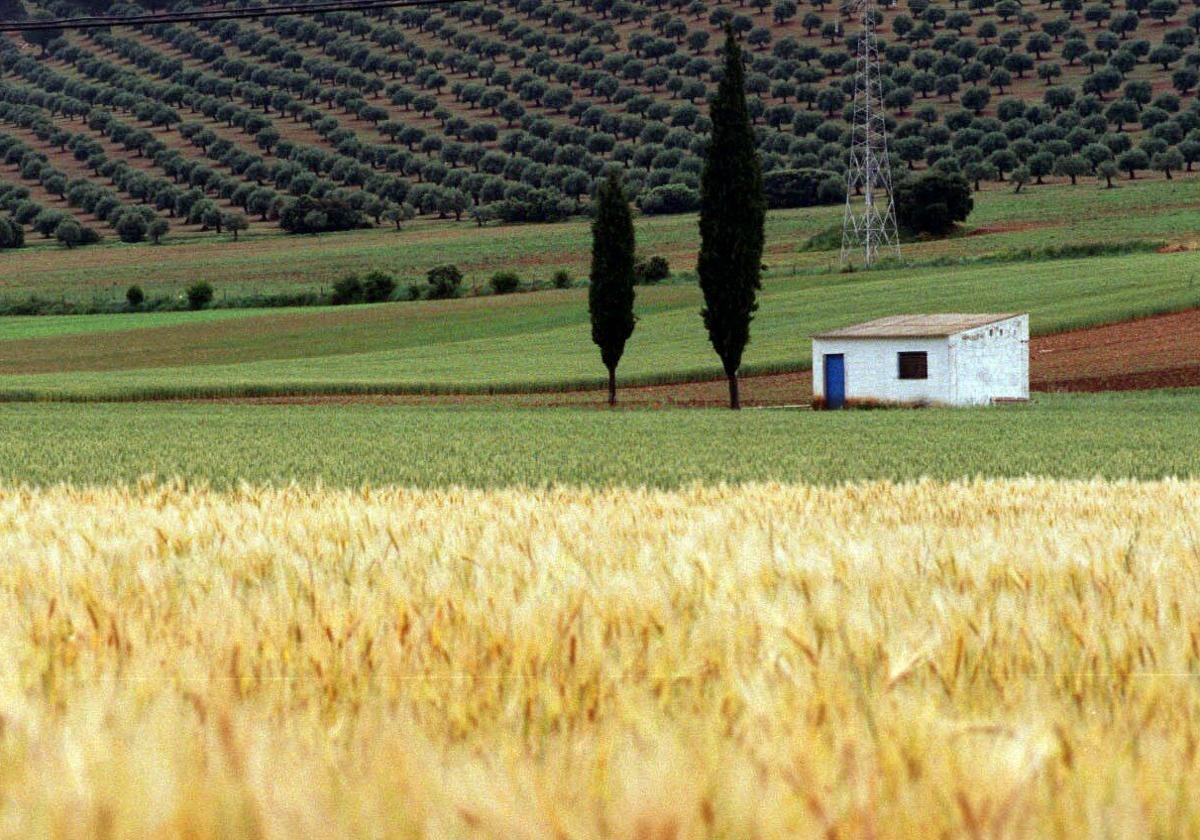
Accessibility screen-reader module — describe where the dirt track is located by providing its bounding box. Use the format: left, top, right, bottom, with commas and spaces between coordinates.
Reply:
226, 309, 1200, 408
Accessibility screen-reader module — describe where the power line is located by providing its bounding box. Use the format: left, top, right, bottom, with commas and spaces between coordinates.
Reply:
0, 0, 473, 32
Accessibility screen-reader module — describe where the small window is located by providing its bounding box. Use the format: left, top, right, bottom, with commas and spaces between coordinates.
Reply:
898, 351, 928, 380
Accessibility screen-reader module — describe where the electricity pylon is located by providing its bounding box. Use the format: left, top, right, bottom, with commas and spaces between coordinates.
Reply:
840, 0, 900, 268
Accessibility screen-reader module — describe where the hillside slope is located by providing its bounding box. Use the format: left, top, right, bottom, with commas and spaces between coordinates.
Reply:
0, 0, 1197, 248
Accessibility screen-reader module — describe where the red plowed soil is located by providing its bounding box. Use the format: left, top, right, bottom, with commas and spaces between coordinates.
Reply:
225, 309, 1200, 408
1031, 309, 1200, 392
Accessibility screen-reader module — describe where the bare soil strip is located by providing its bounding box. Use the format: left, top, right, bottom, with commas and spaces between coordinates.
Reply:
1036, 365, 1200, 393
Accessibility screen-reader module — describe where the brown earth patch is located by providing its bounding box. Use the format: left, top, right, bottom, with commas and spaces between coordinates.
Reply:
1030, 309, 1200, 384
1037, 365, 1200, 393
221, 371, 815, 409
963, 220, 1050, 237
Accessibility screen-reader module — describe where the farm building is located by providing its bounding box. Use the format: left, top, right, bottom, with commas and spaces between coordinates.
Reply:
812, 314, 1029, 408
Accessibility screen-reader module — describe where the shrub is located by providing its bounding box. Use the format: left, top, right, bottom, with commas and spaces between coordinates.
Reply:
638, 183, 701, 215
1097, 159, 1120, 188
13, 201, 41, 226
0, 217, 24, 249
51, 219, 100, 249
331, 275, 364, 305
54, 219, 82, 249
495, 188, 573, 223
115, 213, 148, 244
817, 176, 845, 205
33, 209, 69, 238
223, 212, 249, 240
426, 264, 463, 299
148, 219, 170, 245
633, 255, 671, 285
552, 269, 573, 289
383, 202, 416, 230
893, 171, 973, 236
362, 270, 397, 303
126, 285, 145, 308
186, 281, 214, 310
1010, 166, 1031, 193
469, 205, 494, 227
80, 226, 101, 246
762, 168, 842, 209
279, 196, 365, 234
489, 271, 521, 295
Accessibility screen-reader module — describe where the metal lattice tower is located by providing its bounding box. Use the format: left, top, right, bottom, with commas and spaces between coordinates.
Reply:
840, 0, 900, 268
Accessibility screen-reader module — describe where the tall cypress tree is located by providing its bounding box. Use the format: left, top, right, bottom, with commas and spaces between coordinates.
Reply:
589, 171, 637, 406
697, 27, 765, 410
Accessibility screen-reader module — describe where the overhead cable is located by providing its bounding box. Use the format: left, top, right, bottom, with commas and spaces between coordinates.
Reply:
0, 0, 475, 32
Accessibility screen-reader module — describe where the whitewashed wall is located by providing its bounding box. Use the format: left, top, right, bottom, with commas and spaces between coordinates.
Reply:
812, 315, 1028, 406
950, 315, 1029, 405
813, 336, 952, 404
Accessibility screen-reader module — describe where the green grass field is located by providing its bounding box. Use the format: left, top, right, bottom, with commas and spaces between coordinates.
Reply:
2, 178, 1196, 305
3, 179, 1199, 400
1, 243, 1197, 400
0, 391, 1196, 487
0, 307, 265, 341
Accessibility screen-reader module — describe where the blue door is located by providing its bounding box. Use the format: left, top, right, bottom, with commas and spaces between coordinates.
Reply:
824, 354, 845, 409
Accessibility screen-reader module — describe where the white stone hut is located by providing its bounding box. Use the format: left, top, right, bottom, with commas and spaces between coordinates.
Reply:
811, 313, 1029, 407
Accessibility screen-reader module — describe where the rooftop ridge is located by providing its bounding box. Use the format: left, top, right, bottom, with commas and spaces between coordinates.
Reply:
812, 313, 1025, 339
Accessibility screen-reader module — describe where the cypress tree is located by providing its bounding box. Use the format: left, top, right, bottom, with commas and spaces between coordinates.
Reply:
588, 171, 637, 406
697, 27, 766, 410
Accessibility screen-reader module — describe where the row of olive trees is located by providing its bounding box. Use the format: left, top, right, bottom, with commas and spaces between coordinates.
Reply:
311, 0, 1200, 200
11, 0, 1198, 237
590, 29, 764, 410
0, 95, 255, 243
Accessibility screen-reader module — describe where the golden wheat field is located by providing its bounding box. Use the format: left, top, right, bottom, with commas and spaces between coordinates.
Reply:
2, 479, 1200, 839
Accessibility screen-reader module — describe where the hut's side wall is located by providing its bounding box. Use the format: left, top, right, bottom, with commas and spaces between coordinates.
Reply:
949, 315, 1030, 405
